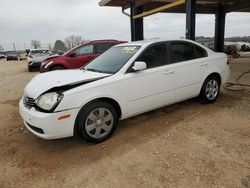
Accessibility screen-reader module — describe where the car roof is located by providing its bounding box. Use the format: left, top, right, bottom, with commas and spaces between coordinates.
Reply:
115, 38, 215, 56
116, 39, 198, 47
79, 40, 123, 46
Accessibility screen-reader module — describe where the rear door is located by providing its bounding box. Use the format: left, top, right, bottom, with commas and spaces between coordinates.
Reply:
168, 41, 208, 101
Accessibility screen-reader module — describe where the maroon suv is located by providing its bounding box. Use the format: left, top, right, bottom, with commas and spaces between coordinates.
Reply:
40, 40, 125, 72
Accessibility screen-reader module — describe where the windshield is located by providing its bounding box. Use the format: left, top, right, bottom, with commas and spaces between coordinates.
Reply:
84, 46, 140, 74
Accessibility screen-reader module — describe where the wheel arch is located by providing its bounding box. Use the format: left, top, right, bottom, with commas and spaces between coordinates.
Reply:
74, 97, 122, 136
89, 97, 122, 119
199, 72, 222, 95
49, 64, 67, 71
205, 72, 222, 85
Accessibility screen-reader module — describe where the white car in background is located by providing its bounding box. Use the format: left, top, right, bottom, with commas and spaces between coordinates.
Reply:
19, 39, 230, 143
27, 49, 52, 72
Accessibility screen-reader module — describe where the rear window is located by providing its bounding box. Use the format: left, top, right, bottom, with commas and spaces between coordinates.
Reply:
170, 42, 196, 62
170, 41, 207, 63
195, 45, 208, 58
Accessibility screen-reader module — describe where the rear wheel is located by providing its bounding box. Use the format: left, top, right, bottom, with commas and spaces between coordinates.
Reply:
199, 76, 220, 104
50, 65, 65, 71
76, 101, 118, 143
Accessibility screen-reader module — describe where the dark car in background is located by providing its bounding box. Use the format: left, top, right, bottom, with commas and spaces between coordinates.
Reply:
0, 54, 5, 59
207, 42, 239, 58
6, 52, 19, 61
224, 43, 238, 58
40, 40, 125, 72
51, 50, 65, 56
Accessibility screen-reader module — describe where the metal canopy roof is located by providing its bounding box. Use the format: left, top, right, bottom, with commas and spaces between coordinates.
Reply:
99, 0, 250, 14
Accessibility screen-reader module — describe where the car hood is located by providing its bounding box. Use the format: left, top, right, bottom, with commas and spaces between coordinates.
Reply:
44, 55, 60, 61
24, 69, 110, 99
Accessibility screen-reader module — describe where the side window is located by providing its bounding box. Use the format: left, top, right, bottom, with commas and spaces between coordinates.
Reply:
96, 43, 114, 53
136, 43, 168, 69
195, 45, 207, 58
170, 42, 197, 63
75, 45, 94, 55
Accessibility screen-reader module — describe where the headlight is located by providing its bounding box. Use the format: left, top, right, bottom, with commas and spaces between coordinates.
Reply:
41, 61, 53, 68
41, 61, 47, 67
36, 92, 63, 111
45, 61, 54, 69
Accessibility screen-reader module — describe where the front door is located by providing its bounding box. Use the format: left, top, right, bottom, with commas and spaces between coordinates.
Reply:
123, 43, 176, 116
68, 44, 97, 69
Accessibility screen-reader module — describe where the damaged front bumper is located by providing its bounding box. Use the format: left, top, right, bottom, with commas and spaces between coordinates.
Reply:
19, 99, 80, 139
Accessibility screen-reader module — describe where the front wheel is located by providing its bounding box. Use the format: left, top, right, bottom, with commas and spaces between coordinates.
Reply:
199, 77, 220, 104
76, 101, 118, 143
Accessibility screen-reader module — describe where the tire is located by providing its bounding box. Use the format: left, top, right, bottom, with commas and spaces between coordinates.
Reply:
76, 101, 118, 143
50, 65, 65, 71
199, 76, 220, 104
28, 67, 32, 72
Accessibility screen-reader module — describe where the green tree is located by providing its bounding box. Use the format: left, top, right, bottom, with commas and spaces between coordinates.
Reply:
53, 40, 67, 52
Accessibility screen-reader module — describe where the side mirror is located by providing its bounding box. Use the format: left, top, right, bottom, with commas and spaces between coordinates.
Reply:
132, 61, 147, 72
69, 52, 76, 57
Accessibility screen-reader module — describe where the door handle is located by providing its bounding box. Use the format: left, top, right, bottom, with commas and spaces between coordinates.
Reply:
200, 63, 208, 66
164, 70, 174, 75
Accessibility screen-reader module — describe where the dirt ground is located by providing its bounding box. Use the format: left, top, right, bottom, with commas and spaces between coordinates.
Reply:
0, 58, 250, 188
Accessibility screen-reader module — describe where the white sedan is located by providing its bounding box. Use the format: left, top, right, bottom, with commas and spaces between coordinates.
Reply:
19, 39, 230, 143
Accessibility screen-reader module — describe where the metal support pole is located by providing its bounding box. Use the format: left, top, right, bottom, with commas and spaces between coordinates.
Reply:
185, 0, 196, 40
130, 5, 144, 41
214, 4, 226, 52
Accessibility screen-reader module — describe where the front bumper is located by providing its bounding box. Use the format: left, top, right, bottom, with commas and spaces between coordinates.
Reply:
19, 99, 80, 139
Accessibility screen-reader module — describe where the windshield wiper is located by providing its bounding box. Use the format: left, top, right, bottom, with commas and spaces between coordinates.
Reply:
85, 68, 103, 73
84, 68, 115, 74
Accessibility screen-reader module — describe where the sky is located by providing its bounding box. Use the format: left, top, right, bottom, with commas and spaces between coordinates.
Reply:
0, 0, 250, 51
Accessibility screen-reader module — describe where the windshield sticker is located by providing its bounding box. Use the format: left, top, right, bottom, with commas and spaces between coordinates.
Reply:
122, 47, 139, 54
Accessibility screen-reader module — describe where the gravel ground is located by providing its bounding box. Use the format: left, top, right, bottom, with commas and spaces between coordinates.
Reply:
0, 58, 250, 188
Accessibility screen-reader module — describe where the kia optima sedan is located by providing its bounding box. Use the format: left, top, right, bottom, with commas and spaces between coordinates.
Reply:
19, 39, 230, 143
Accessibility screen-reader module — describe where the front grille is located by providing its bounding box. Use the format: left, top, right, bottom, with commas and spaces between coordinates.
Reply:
26, 122, 44, 134
23, 96, 36, 108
